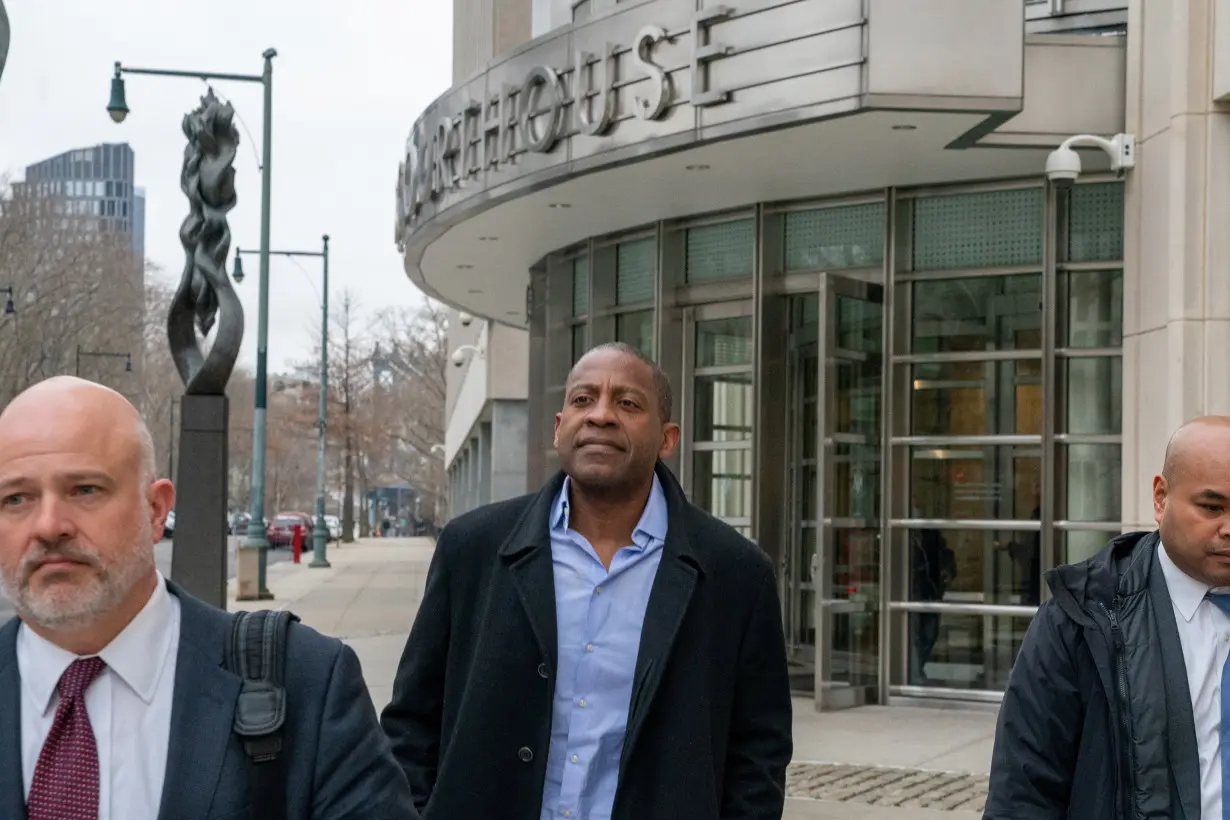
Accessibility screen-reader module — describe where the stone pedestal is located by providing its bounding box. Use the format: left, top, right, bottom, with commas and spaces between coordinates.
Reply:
235, 547, 262, 601
1122, 0, 1230, 526
168, 394, 230, 608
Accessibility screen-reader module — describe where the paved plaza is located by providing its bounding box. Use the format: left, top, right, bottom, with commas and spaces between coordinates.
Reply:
228, 537, 996, 819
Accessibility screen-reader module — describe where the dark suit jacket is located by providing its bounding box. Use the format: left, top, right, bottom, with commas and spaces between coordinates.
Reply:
0, 580, 418, 820
381, 462, 794, 820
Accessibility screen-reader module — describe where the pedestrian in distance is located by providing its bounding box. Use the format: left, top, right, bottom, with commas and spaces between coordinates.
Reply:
381, 342, 794, 820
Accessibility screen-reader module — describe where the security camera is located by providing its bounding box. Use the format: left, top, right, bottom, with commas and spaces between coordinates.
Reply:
451, 344, 483, 368
458, 312, 474, 327
1045, 133, 1135, 188
1045, 146, 1081, 189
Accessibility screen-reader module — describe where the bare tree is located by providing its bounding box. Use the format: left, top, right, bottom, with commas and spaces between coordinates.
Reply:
0, 178, 144, 407
368, 300, 449, 525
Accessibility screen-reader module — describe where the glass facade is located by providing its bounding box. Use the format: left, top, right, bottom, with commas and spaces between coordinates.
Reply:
527, 178, 1125, 708
20, 143, 144, 262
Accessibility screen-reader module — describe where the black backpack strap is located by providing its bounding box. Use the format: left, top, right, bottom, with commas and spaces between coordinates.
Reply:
224, 609, 299, 820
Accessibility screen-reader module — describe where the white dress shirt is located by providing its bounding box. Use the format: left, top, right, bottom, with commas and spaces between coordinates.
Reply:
18, 572, 181, 820
1157, 541, 1230, 820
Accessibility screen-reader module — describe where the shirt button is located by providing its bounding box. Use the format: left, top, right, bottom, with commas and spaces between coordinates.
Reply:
595, 586, 603, 594
586, 643, 594, 652
579, 698, 587, 707
518, 746, 534, 762
563, 811, 572, 818
571, 754, 580, 763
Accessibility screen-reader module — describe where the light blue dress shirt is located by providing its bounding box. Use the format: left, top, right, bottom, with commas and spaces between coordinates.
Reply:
540, 474, 669, 820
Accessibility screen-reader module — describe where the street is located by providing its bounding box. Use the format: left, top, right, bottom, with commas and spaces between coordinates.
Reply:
0, 538, 292, 623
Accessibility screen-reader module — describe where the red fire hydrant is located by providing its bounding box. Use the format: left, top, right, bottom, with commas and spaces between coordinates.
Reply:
292, 524, 303, 564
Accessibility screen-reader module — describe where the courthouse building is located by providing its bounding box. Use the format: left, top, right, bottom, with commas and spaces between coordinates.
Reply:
397, 0, 1230, 708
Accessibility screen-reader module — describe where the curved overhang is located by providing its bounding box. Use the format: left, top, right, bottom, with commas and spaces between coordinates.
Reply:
396, 0, 1124, 327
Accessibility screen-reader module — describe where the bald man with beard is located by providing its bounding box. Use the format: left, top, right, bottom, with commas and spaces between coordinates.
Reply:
984, 416, 1230, 820
0, 377, 417, 820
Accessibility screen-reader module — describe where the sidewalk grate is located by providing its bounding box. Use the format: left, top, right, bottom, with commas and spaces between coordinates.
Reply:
787, 762, 988, 812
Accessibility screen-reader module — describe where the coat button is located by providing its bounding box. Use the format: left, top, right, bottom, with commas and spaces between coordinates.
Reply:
537, 662, 549, 679
518, 746, 534, 762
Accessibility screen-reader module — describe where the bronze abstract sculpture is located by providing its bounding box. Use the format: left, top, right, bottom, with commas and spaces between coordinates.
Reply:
167, 88, 245, 608
169, 88, 244, 395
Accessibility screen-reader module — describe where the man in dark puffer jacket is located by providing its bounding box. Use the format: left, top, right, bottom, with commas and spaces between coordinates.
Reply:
985, 416, 1230, 819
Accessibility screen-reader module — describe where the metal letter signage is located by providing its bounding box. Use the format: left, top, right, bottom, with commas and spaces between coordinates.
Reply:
521, 65, 567, 152
693, 6, 734, 106
575, 44, 617, 137
395, 11, 735, 241
631, 26, 673, 120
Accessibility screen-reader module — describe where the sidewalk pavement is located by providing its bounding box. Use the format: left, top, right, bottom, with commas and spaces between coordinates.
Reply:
228, 538, 996, 819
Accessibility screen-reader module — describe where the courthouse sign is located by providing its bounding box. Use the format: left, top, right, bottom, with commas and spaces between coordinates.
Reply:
396, 6, 735, 238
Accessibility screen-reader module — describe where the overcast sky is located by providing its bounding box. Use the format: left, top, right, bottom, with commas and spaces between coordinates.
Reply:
0, 0, 451, 374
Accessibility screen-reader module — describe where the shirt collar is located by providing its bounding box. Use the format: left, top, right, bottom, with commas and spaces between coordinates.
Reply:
1158, 541, 1218, 622
19, 572, 178, 713
552, 473, 670, 549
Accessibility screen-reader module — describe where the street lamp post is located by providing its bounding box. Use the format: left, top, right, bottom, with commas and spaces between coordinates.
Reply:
167, 398, 179, 480
75, 345, 133, 376
233, 234, 331, 568
1, 286, 14, 315
109, 48, 278, 600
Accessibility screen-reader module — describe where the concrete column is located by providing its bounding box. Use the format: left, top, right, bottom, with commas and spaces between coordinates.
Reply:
478, 422, 493, 506
492, 400, 529, 499
1122, 0, 1230, 526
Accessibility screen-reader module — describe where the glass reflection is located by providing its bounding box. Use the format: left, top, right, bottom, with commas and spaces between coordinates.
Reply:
1066, 357, 1121, 435
693, 373, 753, 441
911, 275, 1042, 353
908, 612, 1030, 690
695, 316, 754, 367
821, 529, 880, 690
1066, 270, 1122, 348
1058, 530, 1121, 566
831, 443, 879, 521
615, 310, 653, 358
836, 296, 881, 353
911, 360, 1042, 436
692, 449, 753, 520
910, 446, 1041, 521
906, 527, 1040, 609
1065, 444, 1121, 522
570, 324, 587, 365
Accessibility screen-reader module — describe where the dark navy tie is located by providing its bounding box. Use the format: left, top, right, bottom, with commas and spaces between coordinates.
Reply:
1205, 592, 1230, 819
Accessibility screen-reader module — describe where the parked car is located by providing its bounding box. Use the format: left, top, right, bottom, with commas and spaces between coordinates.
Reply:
324, 514, 341, 541
266, 512, 313, 548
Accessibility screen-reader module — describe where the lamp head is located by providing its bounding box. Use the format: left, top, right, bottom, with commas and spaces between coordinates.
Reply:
107, 64, 129, 124
232, 251, 245, 284
124, 354, 133, 373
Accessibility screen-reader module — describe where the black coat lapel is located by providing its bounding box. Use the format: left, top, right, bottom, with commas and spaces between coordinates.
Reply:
0, 617, 26, 820
621, 463, 702, 772
499, 473, 567, 676
1148, 549, 1201, 819
156, 583, 241, 820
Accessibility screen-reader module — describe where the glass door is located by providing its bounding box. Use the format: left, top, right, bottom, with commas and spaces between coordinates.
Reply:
682, 301, 755, 537
815, 275, 884, 709
783, 296, 820, 688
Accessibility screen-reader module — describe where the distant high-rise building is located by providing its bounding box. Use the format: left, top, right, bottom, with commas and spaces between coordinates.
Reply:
21, 143, 145, 264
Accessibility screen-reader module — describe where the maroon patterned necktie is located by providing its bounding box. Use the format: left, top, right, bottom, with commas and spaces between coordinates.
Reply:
27, 656, 107, 820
